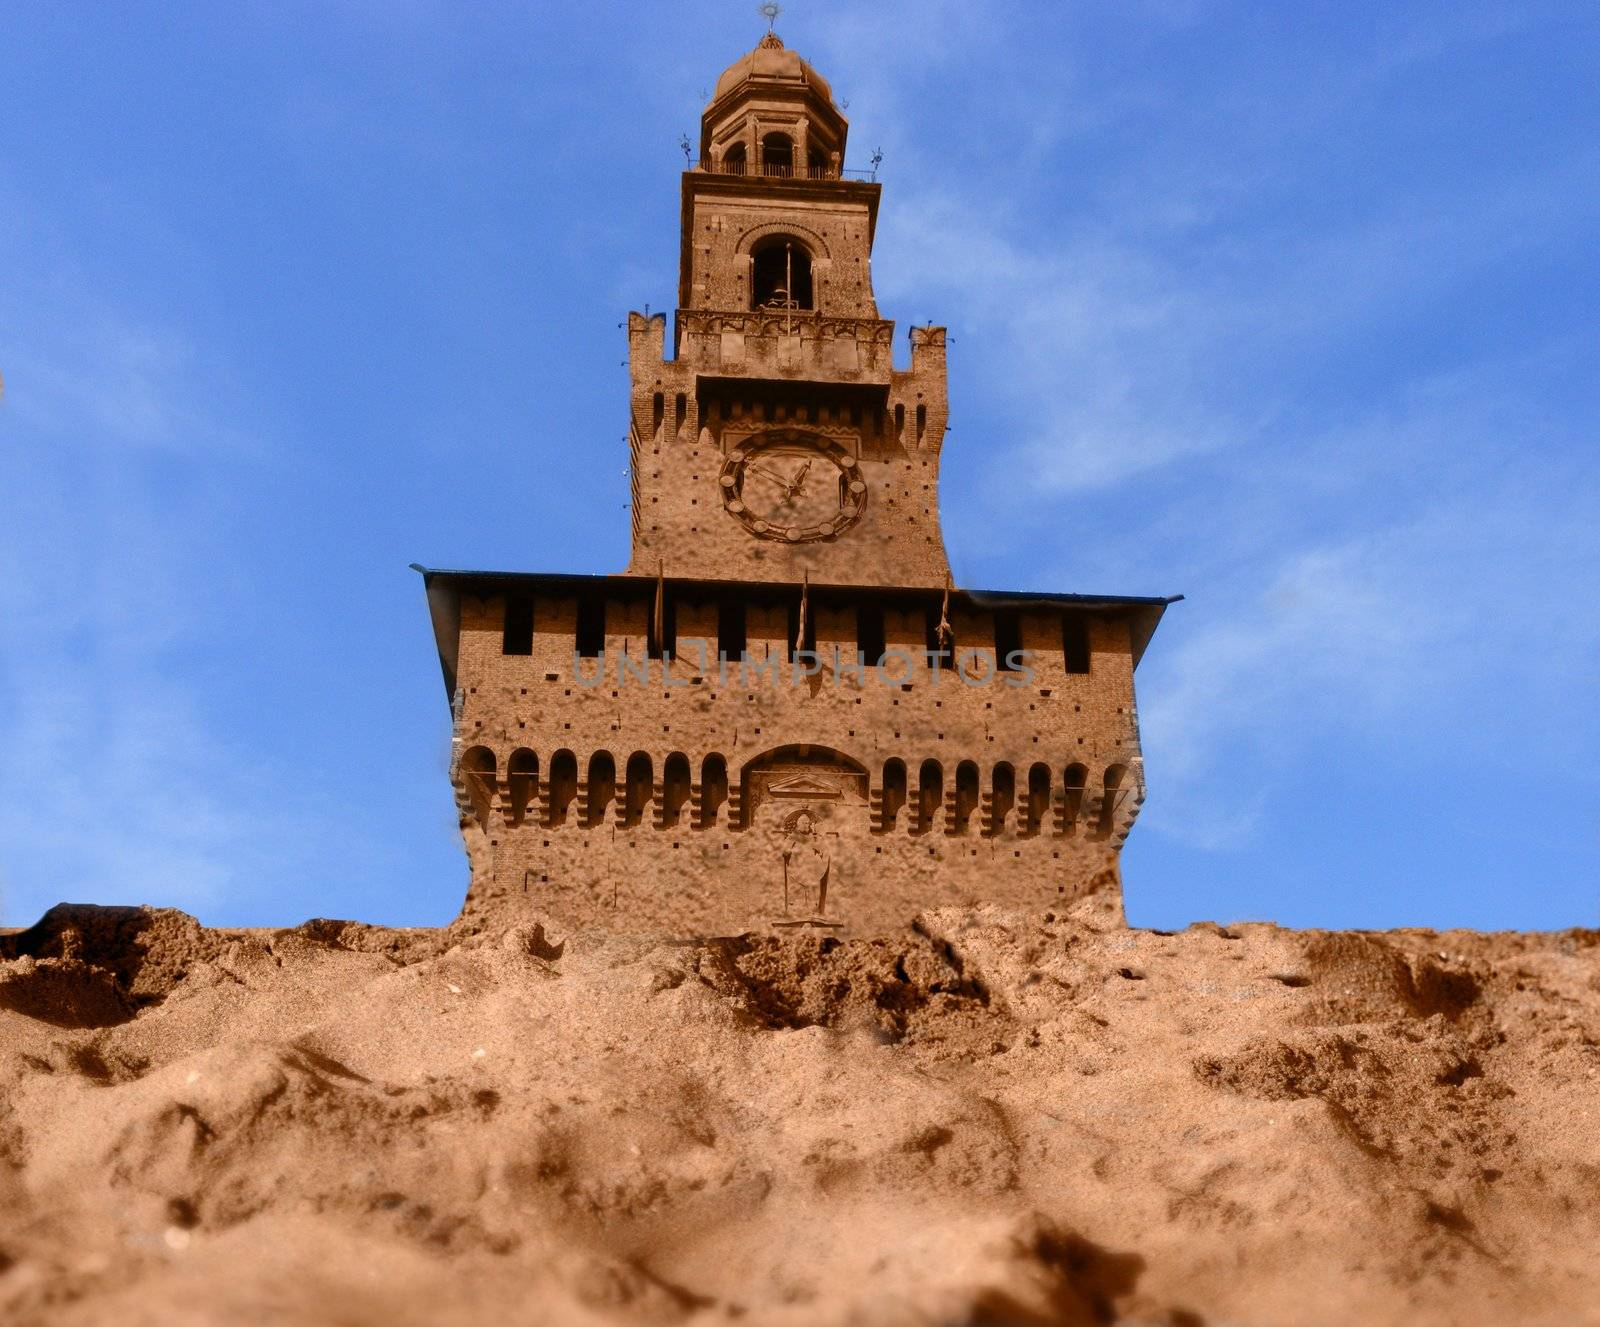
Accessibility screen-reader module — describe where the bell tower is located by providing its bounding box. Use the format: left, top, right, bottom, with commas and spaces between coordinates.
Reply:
626, 31, 952, 588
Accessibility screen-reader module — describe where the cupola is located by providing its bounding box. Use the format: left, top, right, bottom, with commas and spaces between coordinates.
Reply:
698, 33, 849, 179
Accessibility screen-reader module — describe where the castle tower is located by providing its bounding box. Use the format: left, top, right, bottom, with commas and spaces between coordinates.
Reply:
628, 30, 950, 589
416, 32, 1178, 936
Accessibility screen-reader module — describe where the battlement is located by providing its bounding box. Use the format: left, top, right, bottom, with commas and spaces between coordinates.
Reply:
676, 308, 896, 387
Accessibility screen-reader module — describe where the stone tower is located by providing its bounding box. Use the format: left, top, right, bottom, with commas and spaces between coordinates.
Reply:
416, 32, 1177, 936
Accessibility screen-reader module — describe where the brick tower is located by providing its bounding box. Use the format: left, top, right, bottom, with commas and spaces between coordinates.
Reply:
416, 32, 1178, 936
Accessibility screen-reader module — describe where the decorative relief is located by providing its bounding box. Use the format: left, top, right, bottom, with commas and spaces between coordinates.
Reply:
679, 310, 893, 343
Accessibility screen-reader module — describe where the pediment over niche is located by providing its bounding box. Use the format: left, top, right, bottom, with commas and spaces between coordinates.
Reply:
766, 772, 846, 799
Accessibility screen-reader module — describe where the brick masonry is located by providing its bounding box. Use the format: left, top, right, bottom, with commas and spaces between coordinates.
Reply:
416, 34, 1177, 937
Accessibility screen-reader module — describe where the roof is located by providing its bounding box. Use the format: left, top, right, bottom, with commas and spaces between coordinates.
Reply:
711, 33, 834, 107
411, 565, 1181, 699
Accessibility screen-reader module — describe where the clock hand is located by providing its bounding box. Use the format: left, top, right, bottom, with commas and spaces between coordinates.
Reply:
784, 458, 813, 499
747, 463, 790, 486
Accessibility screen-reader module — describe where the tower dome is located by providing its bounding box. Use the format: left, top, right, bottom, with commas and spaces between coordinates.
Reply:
710, 33, 835, 108
699, 32, 847, 177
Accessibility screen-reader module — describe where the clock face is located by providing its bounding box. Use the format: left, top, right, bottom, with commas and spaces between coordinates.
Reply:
719, 429, 867, 542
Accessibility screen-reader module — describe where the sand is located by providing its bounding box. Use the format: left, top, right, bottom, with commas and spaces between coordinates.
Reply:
2, 899, 1598, 1326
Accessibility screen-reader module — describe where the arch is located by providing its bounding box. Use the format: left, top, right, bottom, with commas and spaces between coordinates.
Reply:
879, 757, 907, 833
699, 753, 729, 829
661, 751, 692, 827
507, 748, 538, 826
622, 751, 653, 829
459, 746, 496, 829
915, 759, 943, 836
739, 743, 868, 779
761, 131, 794, 176
737, 220, 831, 264
738, 744, 867, 828
751, 234, 813, 310
952, 760, 980, 836
987, 762, 1015, 838
806, 146, 828, 178
1061, 762, 1088, 834
1023, 762, 1051, 837
585, 752, 616, 828
720, 141, 747, 174
1097, 764, 1129, 838
546, 749, 578, 827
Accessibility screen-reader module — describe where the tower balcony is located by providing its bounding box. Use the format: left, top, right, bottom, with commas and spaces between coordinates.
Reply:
691, 158, 879, 183
675, 308, 895, 388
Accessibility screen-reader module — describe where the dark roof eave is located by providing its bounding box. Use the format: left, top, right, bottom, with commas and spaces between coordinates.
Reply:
412, 565, 1181, 677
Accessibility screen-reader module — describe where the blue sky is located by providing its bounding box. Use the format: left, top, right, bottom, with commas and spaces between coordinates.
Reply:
3, 2, 1596, 931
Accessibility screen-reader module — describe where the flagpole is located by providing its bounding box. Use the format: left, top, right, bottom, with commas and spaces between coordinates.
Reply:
654, 559, 665, 664
938, 572, 953, 652
795, 571, 809, 657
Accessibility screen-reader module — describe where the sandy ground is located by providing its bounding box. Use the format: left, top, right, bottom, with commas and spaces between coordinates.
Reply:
2, 900, 1598, 1326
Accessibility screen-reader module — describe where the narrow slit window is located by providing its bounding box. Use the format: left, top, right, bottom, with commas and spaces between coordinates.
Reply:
857, 602, 886, 669
993, 608, 1021, 672
718, 598, 747, 668
575, 596, 606, 660
502, 595, 533, 656
1063, 614, 1091, 674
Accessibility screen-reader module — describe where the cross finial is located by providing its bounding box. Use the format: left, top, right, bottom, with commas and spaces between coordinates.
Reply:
758, 2, 781, 34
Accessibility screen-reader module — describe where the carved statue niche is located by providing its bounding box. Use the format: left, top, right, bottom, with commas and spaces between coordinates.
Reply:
739, 745, 869, 926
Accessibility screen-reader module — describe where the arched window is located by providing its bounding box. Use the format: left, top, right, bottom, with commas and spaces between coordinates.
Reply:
807, 147, 828, 178
622, 752, 653, 829
1061, 763, 1088, 833
460, 747, 496, 829
661, 752, 691, 827
507, 749, 538, 826
546, 749, 577, 827
916, 759, 943, 835
585, 752, 616, 828
699, 753, 728, 829
1097, 764, 1128, 838
987, 762, 1015, 838
751, 236, 813, 310
952, 760, 980, 835
878, 758, 907, 833
721, 142, 747, 174
761, 131, 793, 176
1024, 762, 1051, 837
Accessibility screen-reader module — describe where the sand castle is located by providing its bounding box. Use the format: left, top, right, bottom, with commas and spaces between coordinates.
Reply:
415, 32, 1179, 935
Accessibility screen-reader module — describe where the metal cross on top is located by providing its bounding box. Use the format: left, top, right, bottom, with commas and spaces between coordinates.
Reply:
758, 2, 782, 34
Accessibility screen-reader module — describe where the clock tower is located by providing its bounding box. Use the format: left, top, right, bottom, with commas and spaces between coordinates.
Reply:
626, 30, 951, 588
415, 30, 1178, 937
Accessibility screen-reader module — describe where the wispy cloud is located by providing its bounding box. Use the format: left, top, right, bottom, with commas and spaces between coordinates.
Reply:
817, 7, 1600, 858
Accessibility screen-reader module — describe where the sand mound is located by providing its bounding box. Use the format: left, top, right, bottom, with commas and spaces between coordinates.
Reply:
1, 901, 1598, 1325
